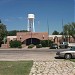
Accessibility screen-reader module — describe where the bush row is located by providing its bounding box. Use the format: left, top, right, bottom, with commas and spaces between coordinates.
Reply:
28, 44, 42, 48
36, 44, 42, 48
9, 40, 22, 48
9, 40, 53, 48
28, 44, 34, 48
40, 40, 53, 47
27, 40, 53, 48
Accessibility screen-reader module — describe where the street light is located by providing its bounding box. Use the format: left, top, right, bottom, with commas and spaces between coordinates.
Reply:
31, 31, 32, 44
30, 23, 32, 44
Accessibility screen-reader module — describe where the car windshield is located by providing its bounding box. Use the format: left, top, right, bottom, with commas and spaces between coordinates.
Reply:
53, 44, 57, 47
70, 47, 75, 51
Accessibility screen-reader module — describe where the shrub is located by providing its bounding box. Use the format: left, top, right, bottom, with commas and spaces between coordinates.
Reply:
40, 40, 53, 47
18, 46, 22, 48
28, 44, 34, 48
36, 44, 42, 48
9, 40, 22, 48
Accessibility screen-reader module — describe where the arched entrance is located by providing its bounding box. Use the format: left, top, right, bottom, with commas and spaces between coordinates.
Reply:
25, 38, 40, 45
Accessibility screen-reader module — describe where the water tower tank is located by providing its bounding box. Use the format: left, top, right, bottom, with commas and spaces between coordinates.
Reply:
28, 14, 35, 19
27, 14, 35, 32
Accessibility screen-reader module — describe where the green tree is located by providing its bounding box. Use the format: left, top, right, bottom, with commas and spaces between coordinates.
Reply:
40, 40, 53, 47
0, 23, 7, 46
59, 32, 63, 35
63, 22, 75, 41
52, 30, 59, 35
7, 30, 18, 36
0, 19, 1, 23
7, 30, 28, 36
19, 30, 28, 32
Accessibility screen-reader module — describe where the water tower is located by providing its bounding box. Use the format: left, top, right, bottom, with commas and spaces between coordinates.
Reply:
27, 14, 35, 32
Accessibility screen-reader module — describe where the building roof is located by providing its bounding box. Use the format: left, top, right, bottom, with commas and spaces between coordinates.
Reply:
49, 35, 62, 39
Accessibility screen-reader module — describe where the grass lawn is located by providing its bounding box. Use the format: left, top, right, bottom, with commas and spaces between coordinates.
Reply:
0, 61, 33, 75
70, 59, 75, 62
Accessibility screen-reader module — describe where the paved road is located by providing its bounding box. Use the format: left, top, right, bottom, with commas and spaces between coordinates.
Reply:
0, 48, 67, 54
0, 49, 67, 61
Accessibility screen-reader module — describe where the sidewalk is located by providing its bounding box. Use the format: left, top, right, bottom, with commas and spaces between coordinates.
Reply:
29, 60, 75, 75
0, 47, 50, 50
0, 48, 21, 50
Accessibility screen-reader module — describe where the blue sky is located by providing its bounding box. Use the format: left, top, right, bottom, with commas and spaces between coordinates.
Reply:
0, 0, 75, 34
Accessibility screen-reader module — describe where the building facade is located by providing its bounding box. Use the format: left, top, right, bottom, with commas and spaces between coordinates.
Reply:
1, 32, 48, 48
1, 32, 75, 48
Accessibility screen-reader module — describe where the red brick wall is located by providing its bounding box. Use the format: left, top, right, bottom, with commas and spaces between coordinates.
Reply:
1, 44, 8, 48
17, 32, 48, 42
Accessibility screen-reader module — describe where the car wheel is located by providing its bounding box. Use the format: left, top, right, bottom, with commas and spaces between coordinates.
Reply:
64, 54, 72, 59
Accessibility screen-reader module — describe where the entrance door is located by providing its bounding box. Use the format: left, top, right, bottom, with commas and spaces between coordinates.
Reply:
26, 38, 40, 45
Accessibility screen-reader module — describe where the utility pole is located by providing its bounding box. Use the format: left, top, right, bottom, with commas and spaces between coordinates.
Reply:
62, 19, 64, 35
62, 19, 64, 42
47, 19, 49, 47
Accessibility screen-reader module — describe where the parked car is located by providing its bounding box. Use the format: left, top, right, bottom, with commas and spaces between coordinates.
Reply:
50, 43, 58, 49
56, 46, 75, 59
59, 42, 68, 49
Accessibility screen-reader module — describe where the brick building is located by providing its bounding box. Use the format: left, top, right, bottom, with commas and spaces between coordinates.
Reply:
1, 32, 75, 48
49, 35, 75, 45
1, 32, 48, 48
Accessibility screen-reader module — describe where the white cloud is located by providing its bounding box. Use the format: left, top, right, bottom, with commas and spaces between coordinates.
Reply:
4, 18, 15, 22
3, 17, 24, 22
18, 17, 24, 20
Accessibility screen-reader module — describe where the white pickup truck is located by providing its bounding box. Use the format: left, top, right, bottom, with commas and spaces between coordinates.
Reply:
56, 46, 75, 59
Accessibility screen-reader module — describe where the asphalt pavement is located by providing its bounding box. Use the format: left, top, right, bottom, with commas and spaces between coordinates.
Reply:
0, 48, 68, 61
